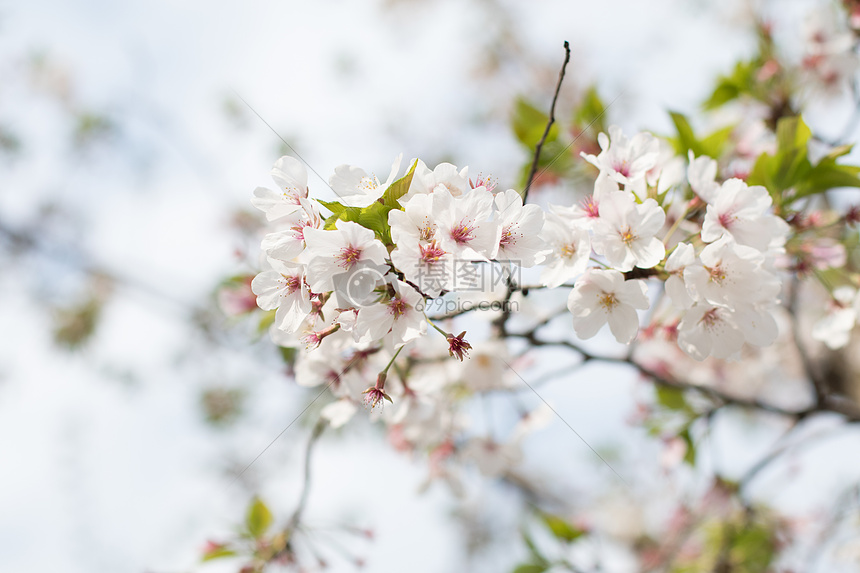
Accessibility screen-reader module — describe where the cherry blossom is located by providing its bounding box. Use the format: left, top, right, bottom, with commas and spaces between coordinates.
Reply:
591, 190, 666, 272
537, 207, 591, 288
251, 155, 309, 221
567, 269, 650, 344
301, 220, 389, 295
701, 178, 788, 251
812, 286, 860, 349
329, 154, 403, 208
492, 188, 546, 266
582, 125, 659, 191
251, 259, 312, 333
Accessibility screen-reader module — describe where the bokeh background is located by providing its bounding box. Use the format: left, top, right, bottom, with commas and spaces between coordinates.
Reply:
2, 0, 859, 571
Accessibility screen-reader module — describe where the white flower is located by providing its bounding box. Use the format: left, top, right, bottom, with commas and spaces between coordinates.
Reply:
684, 238, 780, 308
389, 193, 438, 246
732, 302, 779, 348
591, 191, 666, 272
701, 178, 789, 251
687, 151, 720, 203
401, 160, 470, 203
260, 198, 322, 262
389, 240, 454, 298
454, 340, 511, 391
493, 189, 546, 267
537, 207, 591, 288
321, 398, 358, 428
432, 187, 500, 260
301, 220, 389, 294
582, 125, 659, 191
664, 242, 696, 309
567, 269, 649, 344
812, 286, 860, 349
251, 259, 312, 334
552, 173, 617, 233
677, 303, 744, 360
251, 156, 309, 221
646, 140, 685, 195
352, 280, 427, 347
329, 154, 403, 208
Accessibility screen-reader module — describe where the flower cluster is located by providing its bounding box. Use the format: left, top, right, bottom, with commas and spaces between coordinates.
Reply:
250, 127, 799, 402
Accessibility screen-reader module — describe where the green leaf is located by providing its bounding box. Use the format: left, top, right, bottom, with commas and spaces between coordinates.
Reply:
245, 497, 273, 538
381, 159, 418, 207
573, 85, 607, 133
257, 310, 276, 334
730, 522, 776, 571
317, 199, 346, 214
539, 512, 585, 543
794, 157, 860, 199
668, 112, 734, 159
703, 60, 757, 110
512, 565, 548, 573
512, 97, 558, 149
655, 386, 691, 413
319, 162, 417, 244
521, 527, 549, 566
747, 116, 813, 203
679, 426, 696, 466
202, 546, 237, 562
279, 346, 297, 366
358, 201, 395, 245
669, 111, 701, 156
699, 124, 735, 158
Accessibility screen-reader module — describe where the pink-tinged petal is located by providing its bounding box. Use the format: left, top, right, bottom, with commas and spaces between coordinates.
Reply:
251, 271, 283, 310
302, 227, 345, 253
271, 155, 308, 191
630, 237, 665, 269
573, 309, 607, 339
617, 279, 650, 309
607, 304, 639, 344
635, 199, 666, 236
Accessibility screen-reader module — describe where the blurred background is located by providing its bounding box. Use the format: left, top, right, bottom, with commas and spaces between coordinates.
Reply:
2, 0, 860, 571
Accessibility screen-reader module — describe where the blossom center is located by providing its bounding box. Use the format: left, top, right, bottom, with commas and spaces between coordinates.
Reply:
581, 197, 600, 218
499, 225, 516, 247
699, 308, 722, 330
718, 211, 736, 229
283, 185, 303, 203
420, 242, 446, 263
613, 159, 631, 178
449, 220, 476, 245
706, 265, 727, 284
619, 226, 637, 245
389, 297, 408, 318
560, 243, 578, 258
359, 176, 380, 193
337, 245, 363, 269
281, 274, 301, 295
599, 292, 619, 311
419, 217, 435, 241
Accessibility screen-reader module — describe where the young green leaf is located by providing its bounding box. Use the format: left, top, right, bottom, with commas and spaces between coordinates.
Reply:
245, 497, 274, 538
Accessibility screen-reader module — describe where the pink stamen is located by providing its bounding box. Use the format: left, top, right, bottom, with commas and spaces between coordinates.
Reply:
420, 242, 446, 263
581, 196, 600, 218
337, 245, 362, 269
449, 221, 475, 245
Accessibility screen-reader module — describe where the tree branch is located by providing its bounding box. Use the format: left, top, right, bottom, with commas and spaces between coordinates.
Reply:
287, 418, 327, 532
522, 40, 571, 201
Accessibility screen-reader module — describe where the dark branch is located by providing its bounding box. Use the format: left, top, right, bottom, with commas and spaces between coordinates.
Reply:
522, 41, 571, 201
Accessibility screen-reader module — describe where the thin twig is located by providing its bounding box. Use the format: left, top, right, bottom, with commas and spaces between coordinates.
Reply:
287, 418, 327, 531
523, 41, 571, 201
